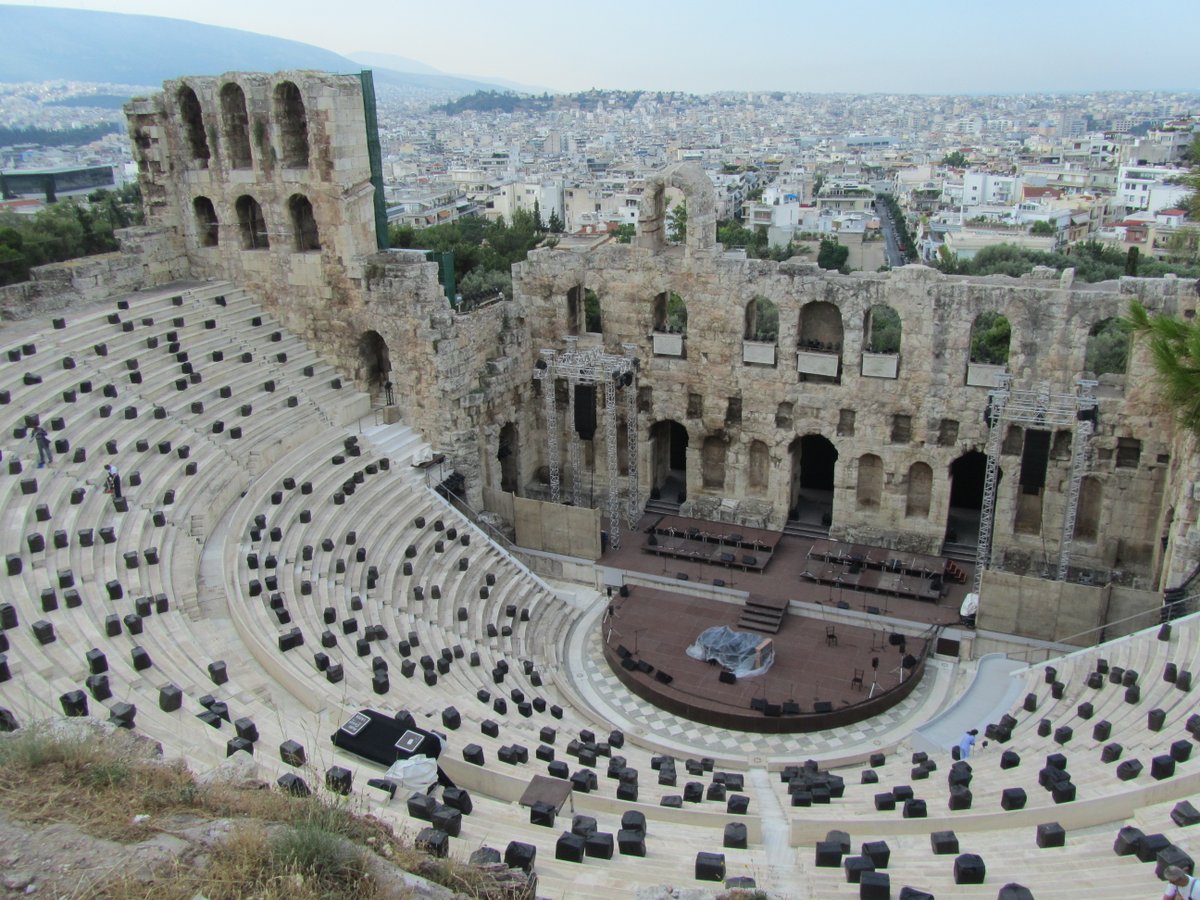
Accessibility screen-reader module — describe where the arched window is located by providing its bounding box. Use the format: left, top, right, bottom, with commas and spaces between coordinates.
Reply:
865, 304, 901, 354
969, 310, 1011, 365
798, 300, 845, 383
1085, 318, 1132, 377
653, 291, 687, 334
192, 196, 218, 247
235, 195, 269, 250
701, 434, 727, 489
856, 453, 883, 508
748, 440, 770, 495
905, 462, 933, 518
744, 296, 778, 365
274, 81, 309, 168
177, 85, 210, 164
219, 83, 253, 170
584, 289, 602, 334
288, 194, 319, 251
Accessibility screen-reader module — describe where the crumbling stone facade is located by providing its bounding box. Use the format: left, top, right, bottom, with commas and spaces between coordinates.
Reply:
113, 76, 1200, 595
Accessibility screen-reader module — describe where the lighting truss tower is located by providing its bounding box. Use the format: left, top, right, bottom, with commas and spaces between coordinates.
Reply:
533, 341, 639, 549
973, 376, 1099, 595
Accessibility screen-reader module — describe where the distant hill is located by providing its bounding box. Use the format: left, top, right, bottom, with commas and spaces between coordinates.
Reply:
0, 6, 505, 98
437, 89, 645, 116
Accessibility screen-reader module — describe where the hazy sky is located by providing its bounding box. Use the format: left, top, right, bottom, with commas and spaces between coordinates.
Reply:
8, 0, 1200, 94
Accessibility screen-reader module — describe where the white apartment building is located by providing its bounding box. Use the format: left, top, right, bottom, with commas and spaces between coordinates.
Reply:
962, 171, 1021, 207
491, 177, 565, 225
1116, 164, 1190, 215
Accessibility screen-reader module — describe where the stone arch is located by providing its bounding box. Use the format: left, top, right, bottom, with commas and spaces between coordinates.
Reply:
748, 440, 770, 495
905, 462, 933, 519
798, 300, 844, 383
649, 420, 688, 503
1085, 317, 1133, 377
288, 194, 320, 251
745, 296, 779, 342
701, 434, 727, 490
498, 421, 519, 494
653, 291, 687, 334
864, 303, 901, 354
219, 82, 253, 170
274, 80, 309, 168
176, 85, 210, 164
234, 195, 268, 250
1075, 475, 1102, 541
635, 162, 716, 253
192, 196, 218, 247
358, 330, 390, 395
946, 450, 1001, 546
969, 310, 1011, 365
856, 453, 883, 509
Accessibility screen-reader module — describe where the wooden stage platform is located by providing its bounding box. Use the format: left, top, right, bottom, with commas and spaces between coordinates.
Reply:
601, 586, 931, 733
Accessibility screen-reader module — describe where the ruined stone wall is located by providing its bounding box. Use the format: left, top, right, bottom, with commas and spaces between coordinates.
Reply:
506, 164, 1194, 586
126, 72, 376, 354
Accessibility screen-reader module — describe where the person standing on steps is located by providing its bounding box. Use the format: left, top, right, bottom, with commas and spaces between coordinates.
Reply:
104, 463, 122, 501
32, 424, 52, 468
1162, 865, 1200, 899
957, 728, 978, 760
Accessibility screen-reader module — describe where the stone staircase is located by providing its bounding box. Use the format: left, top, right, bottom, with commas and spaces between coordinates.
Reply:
645, 496, 681, 516
736, 594, 788, 634
357, 418, 433, 469
941, 540, 977, 564
783, 518, 829, 539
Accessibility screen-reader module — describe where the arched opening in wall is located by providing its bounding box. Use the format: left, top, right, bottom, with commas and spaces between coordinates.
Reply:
274, 80, 309, 168
946, 450, 999, 547
744, 296, 779, 366
219, 82, 253, 170
967, 311, 1011, 387
906, 462, 933, 519
649, 420, 688, 504
1074, 476, 1101, 541
177, 85, 210, 165
235, 195, 269, 250
498, 422, 519, 495
798, 301, 844, 383
653, 291, 687, 333
358, 330, 390, 398
856, 453, 883, 509
566, 286, 582, 336
1085, 317, 1132, 381
863, 304, 902, 378
664, 185, 686, 245
584, 289, 602, 334
288, 194, 320, 251
701, 434, 727, 490
192, 196, 219, 247
748, 440, 770, 496
788, 434, 838, 530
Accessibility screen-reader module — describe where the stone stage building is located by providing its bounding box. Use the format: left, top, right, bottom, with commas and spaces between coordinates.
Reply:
4, 69, 1197, 642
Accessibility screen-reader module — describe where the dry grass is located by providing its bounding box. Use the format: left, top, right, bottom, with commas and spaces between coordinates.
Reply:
0, 723, 514, 898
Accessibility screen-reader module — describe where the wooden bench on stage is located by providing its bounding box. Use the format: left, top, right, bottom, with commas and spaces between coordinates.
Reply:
802, 539, 961, 602
642, 515, 781, 573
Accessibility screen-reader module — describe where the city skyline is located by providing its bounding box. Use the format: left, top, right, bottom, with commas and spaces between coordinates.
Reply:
4, 0, 1199, 95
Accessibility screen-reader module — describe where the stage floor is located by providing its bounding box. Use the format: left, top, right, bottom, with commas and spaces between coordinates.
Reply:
604, 586, 927, 726
602, 513, 970, 631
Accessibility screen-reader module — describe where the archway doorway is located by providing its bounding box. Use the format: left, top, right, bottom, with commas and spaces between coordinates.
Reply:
498, 422, 519, 495
789, 434, 838, 531
358, 330, 391, 401
649, 420, 688, 504
946, 450, 999, 548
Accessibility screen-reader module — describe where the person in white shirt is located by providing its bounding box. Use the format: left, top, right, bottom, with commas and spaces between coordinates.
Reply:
1163, 865, 1200, 899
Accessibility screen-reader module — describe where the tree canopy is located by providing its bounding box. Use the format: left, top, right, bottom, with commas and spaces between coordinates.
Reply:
0, 184, 143, 287
817, 237, 849, 272
969, 310, 1011, 365
942, 150, 969, 168
937, 240, 1200, 283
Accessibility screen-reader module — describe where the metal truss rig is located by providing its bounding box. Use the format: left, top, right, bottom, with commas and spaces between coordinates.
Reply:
533, 339, 639, 549
973, 375, 1099, 594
